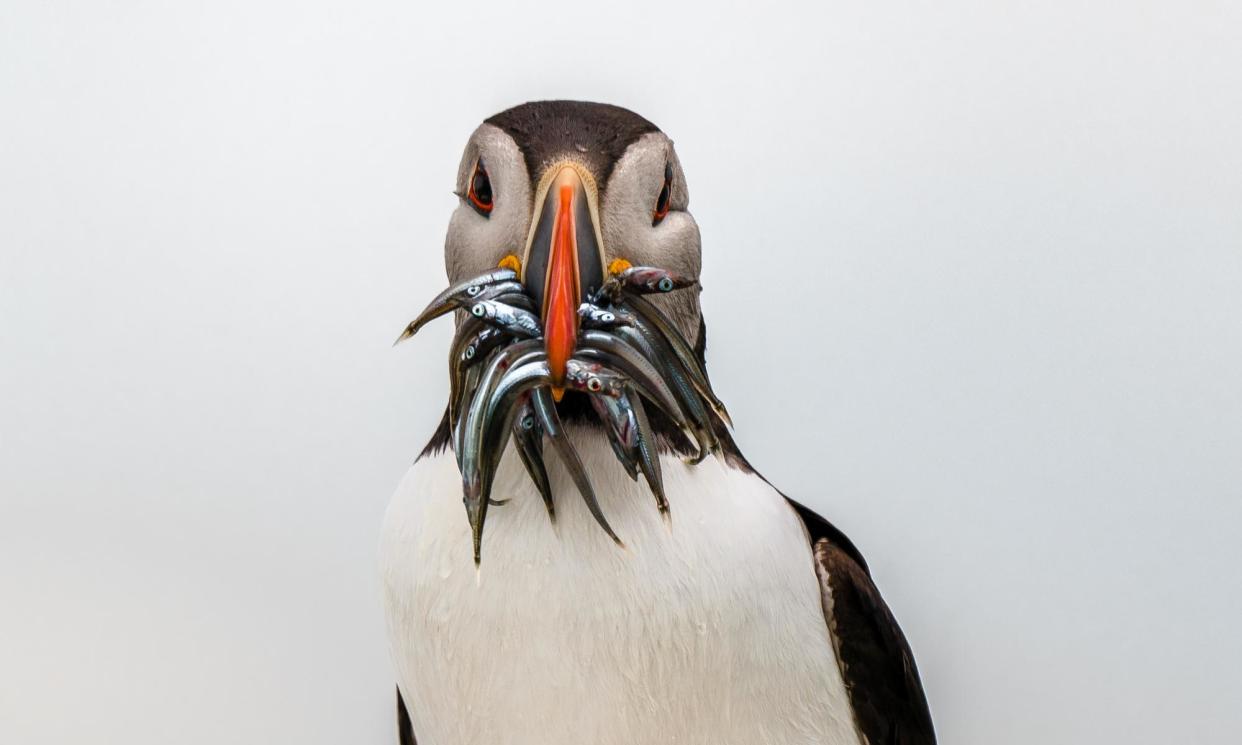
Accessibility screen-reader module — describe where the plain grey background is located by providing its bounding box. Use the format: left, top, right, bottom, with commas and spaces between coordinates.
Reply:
3, 1, 1240, 743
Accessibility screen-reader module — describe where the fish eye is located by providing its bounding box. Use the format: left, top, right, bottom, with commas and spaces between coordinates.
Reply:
657, 277, 674, 292
471, 303, 486, 317
652, 162, 672, 226
465, 345, 476, 359
467, 159, 493, 216
600, 312, 615, 322
466, 285, 482, 296
587, 377, 603, 392
521, 415, 535, 430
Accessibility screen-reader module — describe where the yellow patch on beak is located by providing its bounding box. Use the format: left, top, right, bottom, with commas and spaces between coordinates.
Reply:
497, 254, 522, 273
607, 258, 632, 276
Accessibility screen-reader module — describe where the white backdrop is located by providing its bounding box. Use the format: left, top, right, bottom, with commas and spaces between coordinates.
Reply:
3, 2, 1240, 743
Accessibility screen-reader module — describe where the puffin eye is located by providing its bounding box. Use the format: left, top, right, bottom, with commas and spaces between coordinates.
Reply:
652, 162, 672, 225
467, 160, 494, 216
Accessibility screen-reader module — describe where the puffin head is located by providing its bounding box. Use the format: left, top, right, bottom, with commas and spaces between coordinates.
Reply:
444, 101, 704, 386
402, 101, 733, 561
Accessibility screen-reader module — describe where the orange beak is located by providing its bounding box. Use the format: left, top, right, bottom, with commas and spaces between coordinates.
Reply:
523, 165, 604, 398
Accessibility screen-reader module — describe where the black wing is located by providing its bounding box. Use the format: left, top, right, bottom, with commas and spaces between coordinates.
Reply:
397, 688, 416, 745
793, 499, 936, 745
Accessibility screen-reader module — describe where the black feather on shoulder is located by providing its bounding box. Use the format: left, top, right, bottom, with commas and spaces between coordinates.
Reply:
811, 536, 936, 745
397, 688, 416, 745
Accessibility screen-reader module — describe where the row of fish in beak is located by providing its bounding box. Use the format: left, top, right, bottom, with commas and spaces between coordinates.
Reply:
397, 265, 732, 563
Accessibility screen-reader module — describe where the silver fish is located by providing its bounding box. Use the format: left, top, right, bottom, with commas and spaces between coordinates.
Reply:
449, 324, 508, 412
562, 358, 627, 398
589, 392, 640, 481
587, 380, 668, 512
577, 331, 689, 428
612, 265, 697, 295
616, 296, 733, 428
451, 362, 482, 453
601, 322, 718, 462
447, 317, 488, 420
531, 387, 622, 546
625, 388, 668, 514
577, 302, 631, 330
448, 325, 523, 451
574, 330, 711, 462
469, 299, 542, 338
472, 282, 537, 315
510, 396, 555, 521
456, 339, 543, 470
394, 268, 517, 344
573, 344, 707, 462
459, 327, 505, 365
463, 358, 551, 563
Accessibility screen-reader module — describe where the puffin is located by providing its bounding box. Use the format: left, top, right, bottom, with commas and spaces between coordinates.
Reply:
381, 100, 935, 745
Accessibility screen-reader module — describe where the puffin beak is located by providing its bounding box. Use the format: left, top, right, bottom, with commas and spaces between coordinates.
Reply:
521, 164, 605, 398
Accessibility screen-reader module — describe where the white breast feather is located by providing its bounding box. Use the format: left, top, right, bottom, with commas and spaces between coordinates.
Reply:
379, 425, 863, 745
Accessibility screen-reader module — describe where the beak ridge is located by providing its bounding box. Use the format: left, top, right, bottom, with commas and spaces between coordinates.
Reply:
523, 165, 604, 390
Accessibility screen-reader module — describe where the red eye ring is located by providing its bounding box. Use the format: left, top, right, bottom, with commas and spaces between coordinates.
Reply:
468, 160, 494, 216
652, 162, 672, 225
